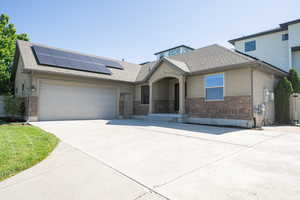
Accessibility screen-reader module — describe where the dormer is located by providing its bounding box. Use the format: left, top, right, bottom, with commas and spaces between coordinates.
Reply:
154, 45, 194, 60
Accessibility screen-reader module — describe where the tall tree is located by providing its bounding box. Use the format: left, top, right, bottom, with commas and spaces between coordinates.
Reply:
287, 68, 300, 93
0, 14, 29, 94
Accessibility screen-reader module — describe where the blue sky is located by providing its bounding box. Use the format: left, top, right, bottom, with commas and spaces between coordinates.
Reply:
2, 0, 300, 63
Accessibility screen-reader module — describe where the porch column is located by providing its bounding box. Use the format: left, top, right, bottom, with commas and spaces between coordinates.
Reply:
179, 75, 186, 115
149, 81, 153, 114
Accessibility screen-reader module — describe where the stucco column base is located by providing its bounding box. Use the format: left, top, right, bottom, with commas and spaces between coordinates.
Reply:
149, 81, 153, 114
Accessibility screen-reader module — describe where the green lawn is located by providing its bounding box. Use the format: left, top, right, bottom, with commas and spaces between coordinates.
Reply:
0, 124, 59, 181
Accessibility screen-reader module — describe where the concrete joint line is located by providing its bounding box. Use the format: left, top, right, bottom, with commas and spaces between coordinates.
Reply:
62, 141, 171, 200
133, 192, 148, 200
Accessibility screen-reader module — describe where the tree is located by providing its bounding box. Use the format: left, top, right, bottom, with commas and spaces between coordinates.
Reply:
0, 14, 29, 94
274, 77, 293, 123
287, 68, 300, 93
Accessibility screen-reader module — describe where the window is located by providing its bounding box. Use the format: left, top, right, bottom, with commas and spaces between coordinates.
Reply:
282, 33, 289, 41
205, 73, 224, 100
245, 40, 256, 52
141, 85, 149, 104
168, 48, 180, 57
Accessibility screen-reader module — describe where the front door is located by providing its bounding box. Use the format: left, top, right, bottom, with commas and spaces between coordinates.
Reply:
174, 83, 179, 112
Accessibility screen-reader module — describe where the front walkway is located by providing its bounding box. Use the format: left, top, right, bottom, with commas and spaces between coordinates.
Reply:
1, 120, 299, 200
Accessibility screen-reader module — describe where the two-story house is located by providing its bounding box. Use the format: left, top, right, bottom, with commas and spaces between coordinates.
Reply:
229, 19, 300, 73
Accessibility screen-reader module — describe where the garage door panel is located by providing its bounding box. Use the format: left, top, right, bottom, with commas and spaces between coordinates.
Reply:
39, 81, 117, 121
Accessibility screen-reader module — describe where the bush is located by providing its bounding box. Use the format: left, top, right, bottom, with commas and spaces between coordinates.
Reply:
3, 95, 25, 120
274, 77, 293, 124
287, 68, 300, 93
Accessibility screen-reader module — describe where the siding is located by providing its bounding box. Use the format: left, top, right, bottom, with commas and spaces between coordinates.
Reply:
186, 67, 252, 98
292, 50, 300, 73
15, 56, 31, 97
252, 69, 278, 125
234, 31, 290, 71
32, 72, 134, 97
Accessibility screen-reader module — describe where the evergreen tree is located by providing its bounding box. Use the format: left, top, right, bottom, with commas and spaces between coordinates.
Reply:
274, 77, 293, 123
287, 68, 300, 93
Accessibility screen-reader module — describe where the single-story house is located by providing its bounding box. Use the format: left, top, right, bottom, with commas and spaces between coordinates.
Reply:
12, 40, 286, 128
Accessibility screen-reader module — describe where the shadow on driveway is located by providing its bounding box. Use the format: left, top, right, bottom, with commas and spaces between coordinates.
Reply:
106, 119, 242, 135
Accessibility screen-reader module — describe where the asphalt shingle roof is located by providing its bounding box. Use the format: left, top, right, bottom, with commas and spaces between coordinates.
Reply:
17, 40, 142, 83
16, 41, 283, 84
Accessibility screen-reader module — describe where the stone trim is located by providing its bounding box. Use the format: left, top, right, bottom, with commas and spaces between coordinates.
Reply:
186, 96, 252, 120
186, 117, 254, 128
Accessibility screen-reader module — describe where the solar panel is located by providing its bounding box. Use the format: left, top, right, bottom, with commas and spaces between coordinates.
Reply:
89, 57, 123, 69
32, 45, 123, 70
32, 46, 112, 75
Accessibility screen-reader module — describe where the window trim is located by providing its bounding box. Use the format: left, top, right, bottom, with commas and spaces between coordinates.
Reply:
141, 85, 150, 105
244, 40, 256, 52
204, 73, 225, 101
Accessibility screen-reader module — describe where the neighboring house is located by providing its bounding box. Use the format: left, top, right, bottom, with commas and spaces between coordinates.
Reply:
229, 19, 300, 73
13, 40, 286, 128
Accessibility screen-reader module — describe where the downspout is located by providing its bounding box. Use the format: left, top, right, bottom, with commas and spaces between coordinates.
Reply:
251, 67, 255, 128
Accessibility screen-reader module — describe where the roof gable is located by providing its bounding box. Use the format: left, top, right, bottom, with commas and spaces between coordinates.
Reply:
168, 44, 255, 73
148, 60, 185, 83
139, 57, 191, 83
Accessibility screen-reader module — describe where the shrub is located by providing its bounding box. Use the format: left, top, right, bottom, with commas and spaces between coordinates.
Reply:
287, 68, 300, 93
3, 95, 25, 120
274, 77, 293, 124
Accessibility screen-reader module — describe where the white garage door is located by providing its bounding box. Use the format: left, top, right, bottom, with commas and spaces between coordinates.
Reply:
39, 81, 117, 121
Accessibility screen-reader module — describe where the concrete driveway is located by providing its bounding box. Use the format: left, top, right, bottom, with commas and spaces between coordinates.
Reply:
1, 120, 300, 200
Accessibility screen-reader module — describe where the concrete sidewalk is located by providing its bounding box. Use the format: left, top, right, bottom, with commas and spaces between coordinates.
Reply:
0, 142, 166, 200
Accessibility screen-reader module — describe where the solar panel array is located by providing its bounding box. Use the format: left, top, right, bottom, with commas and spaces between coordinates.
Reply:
32, 45, 124, 75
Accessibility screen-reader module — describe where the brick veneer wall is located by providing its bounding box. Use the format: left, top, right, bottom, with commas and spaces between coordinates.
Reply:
168, 101, 176, 113
133, 101, 149, 115
185, 96, 252, 120
153, 100, 177, 113
153, 100, 170, 113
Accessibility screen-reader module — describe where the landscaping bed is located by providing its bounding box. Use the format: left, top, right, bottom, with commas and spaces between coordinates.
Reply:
0, 123, 59, 181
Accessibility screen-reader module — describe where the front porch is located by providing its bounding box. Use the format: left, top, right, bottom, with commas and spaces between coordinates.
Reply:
149, 76, 186, 115
133, 57, 188, 122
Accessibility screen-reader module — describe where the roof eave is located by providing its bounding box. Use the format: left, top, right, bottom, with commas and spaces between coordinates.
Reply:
228, 27, 287, 45
27, 67, 136, 84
